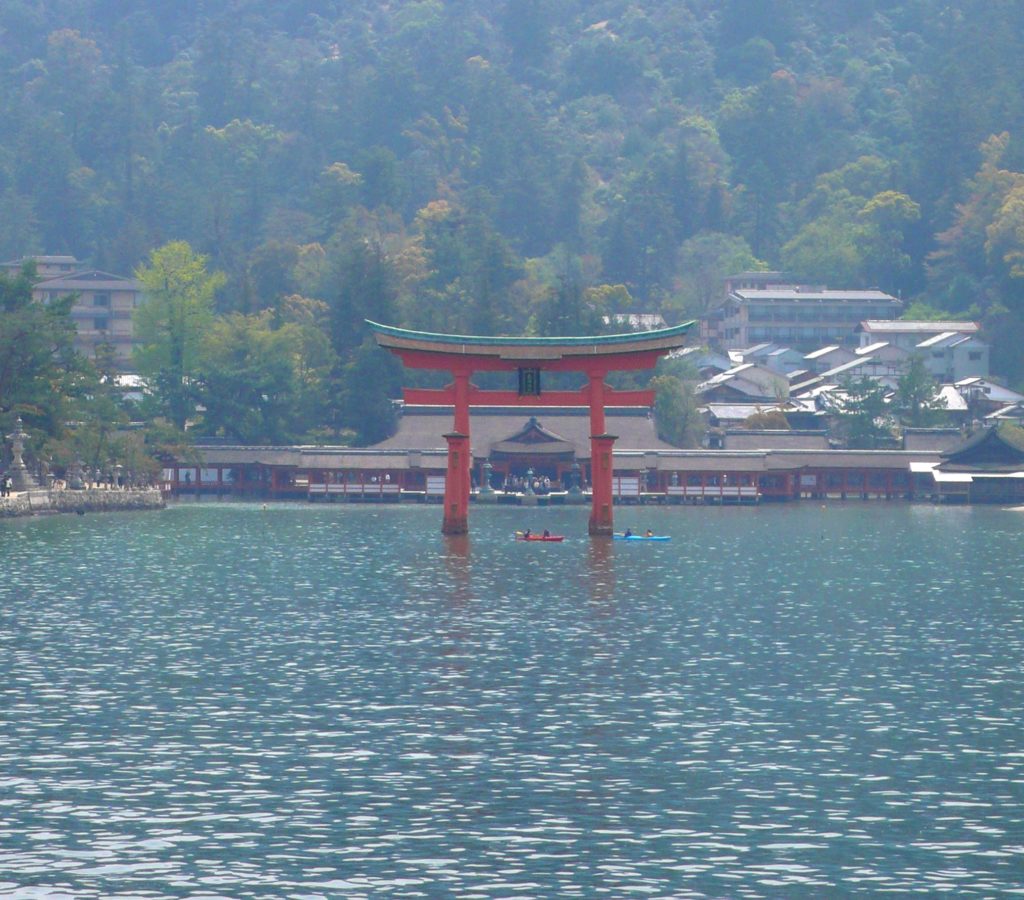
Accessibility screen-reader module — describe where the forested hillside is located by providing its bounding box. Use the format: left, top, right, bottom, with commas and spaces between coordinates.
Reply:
4, 1, 1024, 443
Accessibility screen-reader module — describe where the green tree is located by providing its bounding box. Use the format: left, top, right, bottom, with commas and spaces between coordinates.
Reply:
279, 294, 339, 427
780, 158, 920, 291
134, 242, 225, 430
856, 190, 921, 291
926, 133, 1024, 380
828, 377, 892, 448
196, 311, 310, 444
74, 339, 130, 472
333, 338, 402, 445
651, 374, 702, 447
0, 263, 84, 441
895, 355, 948, 427
673, 231, 765, 318
718, 72, 802, 256
900, 300, 971, 321
986, 180, 1024, 278
601, 166, 680, 300
324, 232, 399, 354
742, 409, 790, 430
529, 253, 614, 337
927, 134, 1023, 303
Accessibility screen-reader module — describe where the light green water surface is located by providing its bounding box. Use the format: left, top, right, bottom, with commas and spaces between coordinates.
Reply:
1, 502, 1021, 896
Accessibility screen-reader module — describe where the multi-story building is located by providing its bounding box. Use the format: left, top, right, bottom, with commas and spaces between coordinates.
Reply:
701, 272, 787, 345
0, 254, 83, 280
2, 256, 143, 370
717, 286, 902, 350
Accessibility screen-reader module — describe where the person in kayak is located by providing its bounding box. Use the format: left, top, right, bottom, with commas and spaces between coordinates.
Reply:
543, 529, 550, 538
523, 528, 531, 538
645, 529, 654, 537
624, 528, 632, 537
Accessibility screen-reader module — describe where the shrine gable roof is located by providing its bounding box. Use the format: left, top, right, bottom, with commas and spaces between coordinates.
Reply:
938, 423, 1024, 472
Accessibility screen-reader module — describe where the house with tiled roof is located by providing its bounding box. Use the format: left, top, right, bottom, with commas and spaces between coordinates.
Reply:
858, 319, 979, 347
696, 363, 791, 403
954, 377, 1024, 417
853, 341, 910, 376
860, 319, 987, 380
914, 330, 989, 382
804, 345, 856, 374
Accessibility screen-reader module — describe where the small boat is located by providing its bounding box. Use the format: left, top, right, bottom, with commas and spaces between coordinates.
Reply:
614, 533, 671, 542
514, 531, 565, 542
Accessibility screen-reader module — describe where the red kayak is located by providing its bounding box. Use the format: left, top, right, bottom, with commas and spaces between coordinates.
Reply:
514, 531, 565, 542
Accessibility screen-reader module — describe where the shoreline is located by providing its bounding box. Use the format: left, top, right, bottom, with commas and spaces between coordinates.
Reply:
0, 487, 165, 519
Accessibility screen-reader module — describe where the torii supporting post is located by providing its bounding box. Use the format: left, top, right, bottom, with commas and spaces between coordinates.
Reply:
442, 431, 470, 535
587, 371, 616, 536
589, 434, 617, 536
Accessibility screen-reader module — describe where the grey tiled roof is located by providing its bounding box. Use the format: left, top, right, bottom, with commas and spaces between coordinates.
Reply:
723, 430, 830, 450
374, 405, 677, 455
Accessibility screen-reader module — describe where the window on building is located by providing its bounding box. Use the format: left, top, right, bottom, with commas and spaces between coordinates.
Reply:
93, 317, 109, 331
969, 351, 983, 361
92, 293, 110, 307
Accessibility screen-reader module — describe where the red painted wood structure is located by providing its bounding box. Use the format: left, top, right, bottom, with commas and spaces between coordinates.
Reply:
367, 320, 693, 535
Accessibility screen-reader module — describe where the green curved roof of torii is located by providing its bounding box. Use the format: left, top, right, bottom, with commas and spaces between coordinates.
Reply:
366, 319, 694, 355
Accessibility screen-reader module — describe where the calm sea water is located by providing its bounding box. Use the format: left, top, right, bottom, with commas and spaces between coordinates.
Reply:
1, 501, 1022, 898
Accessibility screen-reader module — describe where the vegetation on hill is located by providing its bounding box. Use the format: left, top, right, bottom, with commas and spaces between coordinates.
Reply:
3, 2, 1024, 452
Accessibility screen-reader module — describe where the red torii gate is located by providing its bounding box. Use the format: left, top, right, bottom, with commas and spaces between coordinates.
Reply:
367, 320, 693, 535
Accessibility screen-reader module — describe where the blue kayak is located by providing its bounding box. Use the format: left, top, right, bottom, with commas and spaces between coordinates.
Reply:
614, 534, 671, 541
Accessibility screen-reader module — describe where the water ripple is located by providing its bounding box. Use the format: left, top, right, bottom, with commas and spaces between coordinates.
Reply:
0, 503, 1022, 896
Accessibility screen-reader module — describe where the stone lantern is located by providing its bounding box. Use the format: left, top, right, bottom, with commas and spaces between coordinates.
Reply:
568, 461, 582, 495
68, 458, 86, 490
5, 417, 39, 492
477, 459, 496, 503
522, 466, 538, 506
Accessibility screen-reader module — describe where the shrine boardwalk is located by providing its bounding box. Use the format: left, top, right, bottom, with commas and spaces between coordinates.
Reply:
164, 440, 969, 507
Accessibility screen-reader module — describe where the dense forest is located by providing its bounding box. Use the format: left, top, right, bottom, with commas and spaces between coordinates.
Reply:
4, 1, 1024, 454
